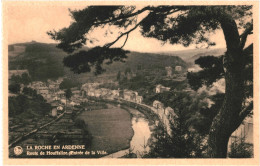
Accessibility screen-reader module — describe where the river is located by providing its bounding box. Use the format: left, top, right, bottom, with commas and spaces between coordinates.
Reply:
102, 105, 152, 158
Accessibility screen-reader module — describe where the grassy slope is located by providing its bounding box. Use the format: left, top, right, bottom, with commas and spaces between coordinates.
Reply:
78, 107, 134, 154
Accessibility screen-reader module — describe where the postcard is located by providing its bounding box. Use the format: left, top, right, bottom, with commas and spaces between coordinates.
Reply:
2, 0, 259, 165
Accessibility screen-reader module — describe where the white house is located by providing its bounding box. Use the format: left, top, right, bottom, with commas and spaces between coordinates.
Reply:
165, 66, 172, 77
175, 66, 182, 72
51, 108, 57, 117
136, 96, 143, 104
57, 105, 64, 111
155, 84, 170, 93
153, 100, 164, 109
112, 90, 120, 97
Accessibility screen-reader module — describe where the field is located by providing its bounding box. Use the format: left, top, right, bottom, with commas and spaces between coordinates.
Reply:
77, 106, 134, 154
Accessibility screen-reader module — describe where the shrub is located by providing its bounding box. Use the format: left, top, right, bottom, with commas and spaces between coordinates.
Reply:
228, 137, 253, 158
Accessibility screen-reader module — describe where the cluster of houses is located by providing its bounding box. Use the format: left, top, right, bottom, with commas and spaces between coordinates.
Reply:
81, 83, 144, 104
26, 78, 88, 117
122, 89, 143, 104
81, 83, 120, 99
165, 66, 183, 78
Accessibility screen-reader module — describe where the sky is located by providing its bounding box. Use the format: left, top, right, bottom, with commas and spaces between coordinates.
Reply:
5, 2, 252, 53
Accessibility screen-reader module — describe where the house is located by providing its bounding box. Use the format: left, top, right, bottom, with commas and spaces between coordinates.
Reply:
165, 107, 176, 119
175, 66, 182, 72
100, 88, 110, 96
94, 89, 102, 97
87, 90, 95, 97
60, 98, 67, 105
57, 105, 64, 111
155, 84, 170, 93
38, 87, 49, 95
153, 100, 164, 109
53, 96, 60, 101
72, 90, 81, 97
51, 108, 57, 117
165, 66, 172, 77
57, 90, 65, 97
123, 90, 137, 101
48, 84, 56, 90
50, 100, 60, 107
70, 101, 80, 107
81, 90, 87, 97
112, 90, 120, 97
136, 96, 143, 104
20, 84, 25, 93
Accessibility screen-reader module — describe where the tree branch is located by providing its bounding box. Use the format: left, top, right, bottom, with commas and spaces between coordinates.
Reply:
121, 34, 129, 48
104, 20, 143, 48
238, 101, 253, 123
93, 6, 153, 26
103, 8, 182, 48
239, 23, 253, 49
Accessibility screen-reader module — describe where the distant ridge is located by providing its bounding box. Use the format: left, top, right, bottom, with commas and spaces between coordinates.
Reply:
157, 48, 226, 63
8, 42, 187, 83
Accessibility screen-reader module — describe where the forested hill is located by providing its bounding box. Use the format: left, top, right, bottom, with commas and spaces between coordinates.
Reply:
8, 42, 187, 82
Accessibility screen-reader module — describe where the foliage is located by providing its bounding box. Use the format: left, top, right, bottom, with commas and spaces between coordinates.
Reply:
22, 87, 38, 97
65, 88, 72, 100
8, 94, 51, 117
10, 73, 32, 85
9, 43, 65, 81
63, 47, 129, 75
187, 45, 252, 93
187, 55, 224, 90
9, 83, 21, 94
228, 137, 253, 158
116, 71, 121, 81
146, 113, 206, 158
59, 78, 80, 89
48, 6, 251, 52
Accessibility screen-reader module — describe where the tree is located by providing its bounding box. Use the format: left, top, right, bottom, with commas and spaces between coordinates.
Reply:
10, 73, 32, 85
65, 88, 72, 108
59, 78, 79, 89
21, 73, 32, 85
65, 88, 72, 100
48, 6, 253, 157
116, 71, 121, 81
9, 83, 21, 94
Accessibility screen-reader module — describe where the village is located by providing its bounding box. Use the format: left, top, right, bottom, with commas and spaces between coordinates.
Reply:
8, 65, 184, 146
8, 63, 253, 157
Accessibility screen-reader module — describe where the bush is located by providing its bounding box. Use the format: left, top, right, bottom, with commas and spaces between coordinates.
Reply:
228, 137, 253, 158
9, 83, 21, 94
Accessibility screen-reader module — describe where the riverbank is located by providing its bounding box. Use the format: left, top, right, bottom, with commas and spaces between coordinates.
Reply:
95, 98, 167, 158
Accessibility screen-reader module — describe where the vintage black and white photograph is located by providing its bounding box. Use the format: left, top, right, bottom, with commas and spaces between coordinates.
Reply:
3, 1, 258, 163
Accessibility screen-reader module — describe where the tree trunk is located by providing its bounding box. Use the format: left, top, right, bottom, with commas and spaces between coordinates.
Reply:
208, 15, 246, 158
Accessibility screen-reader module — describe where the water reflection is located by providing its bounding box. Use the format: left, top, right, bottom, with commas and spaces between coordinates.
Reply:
130, 116, 151, 157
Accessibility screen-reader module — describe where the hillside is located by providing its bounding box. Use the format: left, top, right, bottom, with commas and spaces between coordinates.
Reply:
8, 42, 188, 83
158, 48, 226, 64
